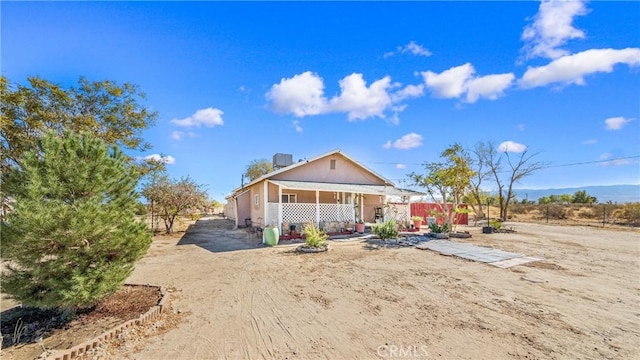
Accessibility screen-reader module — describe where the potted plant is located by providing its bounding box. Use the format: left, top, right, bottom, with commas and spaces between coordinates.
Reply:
355, 219, 365, 233
410, 216, 423, 230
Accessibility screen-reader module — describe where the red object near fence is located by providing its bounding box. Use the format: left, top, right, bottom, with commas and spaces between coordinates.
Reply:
410, 203, 468, 226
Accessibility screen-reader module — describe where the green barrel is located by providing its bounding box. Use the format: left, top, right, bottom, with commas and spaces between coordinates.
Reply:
263, 227, 279, 246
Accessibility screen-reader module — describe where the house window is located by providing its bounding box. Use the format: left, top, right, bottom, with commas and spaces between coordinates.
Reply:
281, 194, 297, 203
254, 194, 259, 205
330, 159, 336, 170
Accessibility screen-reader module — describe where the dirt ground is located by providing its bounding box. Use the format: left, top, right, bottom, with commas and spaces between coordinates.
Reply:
92, 217, 638, 360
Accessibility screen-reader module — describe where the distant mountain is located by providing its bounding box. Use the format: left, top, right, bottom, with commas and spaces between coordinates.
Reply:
511, 185, 640, 204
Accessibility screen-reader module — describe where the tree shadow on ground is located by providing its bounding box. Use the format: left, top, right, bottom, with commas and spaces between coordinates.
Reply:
176, 217, 264, 253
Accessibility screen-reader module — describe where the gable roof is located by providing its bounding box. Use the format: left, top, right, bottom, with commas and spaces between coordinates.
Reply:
231, 149, 394, 194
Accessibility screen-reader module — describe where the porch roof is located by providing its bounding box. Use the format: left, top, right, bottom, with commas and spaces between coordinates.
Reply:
267, 180, 425, 197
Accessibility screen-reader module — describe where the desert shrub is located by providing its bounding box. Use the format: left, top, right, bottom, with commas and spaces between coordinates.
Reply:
577, 206, 599, 219
303, 223, 327, 248
373, 219, 399, 240
542, 204, 567, 219
613, 203, 640, 226
1, 131, 151, 311
510, 204, 530, 215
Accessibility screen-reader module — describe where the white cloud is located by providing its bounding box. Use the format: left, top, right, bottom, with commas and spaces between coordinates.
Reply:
385, 133, 423, 150
171, 130, 196, 141
520, 48, 640, 88
465, 73, 516, 103
581, 139, 597, 145
399, 41, 432, 57
521, 0, 588, 60
498, 141, 527, 153
171, 107, 224, 128
391, 84, 425, 102
517, 124, 526, 131
384, 41, 432, 58
598, 153, 632, 167
422, 63, 474, 98
171, 131, 183, 140
604, 116, 633, 130
266, 71, 327, 117
266, 71, 425, 121
329, 73, 393, 120
421, 63, 514, 103
395, 163, 407, 169
293, 120, 303, 133
142, 154, 175, 165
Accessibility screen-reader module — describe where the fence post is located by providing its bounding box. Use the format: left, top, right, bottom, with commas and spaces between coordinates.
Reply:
546, 204, 549, 223
602, 204, 606, 227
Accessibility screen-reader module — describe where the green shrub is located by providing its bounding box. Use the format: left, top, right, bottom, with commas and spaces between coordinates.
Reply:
428, 222, 450, 233
373, 219, 399, 240
488, 219, 502, 230
303, 223, 328, 248
1, 131, 151, 311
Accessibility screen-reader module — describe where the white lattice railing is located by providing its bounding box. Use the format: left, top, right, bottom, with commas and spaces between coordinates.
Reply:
319, 204, 355, 222
267, 203, 355, 226
283, 203, 317, 223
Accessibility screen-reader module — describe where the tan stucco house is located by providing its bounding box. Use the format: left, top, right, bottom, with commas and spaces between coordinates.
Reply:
225, 150, 423, 233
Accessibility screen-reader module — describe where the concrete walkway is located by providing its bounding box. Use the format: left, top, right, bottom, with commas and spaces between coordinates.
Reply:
417, 240, 543, 267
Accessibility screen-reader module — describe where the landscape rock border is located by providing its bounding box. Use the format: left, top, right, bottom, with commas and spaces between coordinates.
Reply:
296, 244, 329, 253
45, 283, 168, 360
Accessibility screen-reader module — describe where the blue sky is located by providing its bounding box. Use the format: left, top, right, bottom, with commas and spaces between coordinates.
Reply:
3, 1, 639, 201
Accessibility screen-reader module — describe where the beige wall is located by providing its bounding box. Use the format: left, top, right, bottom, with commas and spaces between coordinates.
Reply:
251, 182, 265, 226
270, 153, 386, 185
236, 191, 251, 226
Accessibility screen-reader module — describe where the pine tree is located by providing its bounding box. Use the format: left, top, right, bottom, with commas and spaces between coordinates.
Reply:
1, 131, 151, 311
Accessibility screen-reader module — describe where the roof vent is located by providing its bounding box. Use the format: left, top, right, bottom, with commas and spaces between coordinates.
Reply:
273, 153, 293, 169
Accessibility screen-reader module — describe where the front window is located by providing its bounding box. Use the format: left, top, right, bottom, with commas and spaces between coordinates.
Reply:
281, 194, 297, 203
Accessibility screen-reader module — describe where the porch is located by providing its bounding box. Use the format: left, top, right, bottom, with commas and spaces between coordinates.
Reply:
264, 180, 421, 234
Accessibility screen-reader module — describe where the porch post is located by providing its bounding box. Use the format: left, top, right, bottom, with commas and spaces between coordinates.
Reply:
278, 184, 283, 233
383, 195, 388, 221
234, 196, 239, 229
315, 190, 320, 224
263, 181, 269, 226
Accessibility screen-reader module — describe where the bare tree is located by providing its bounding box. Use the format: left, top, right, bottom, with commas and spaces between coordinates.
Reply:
478, 140, 545, 221
142, 175, 207, 234
466, 142, 492, 220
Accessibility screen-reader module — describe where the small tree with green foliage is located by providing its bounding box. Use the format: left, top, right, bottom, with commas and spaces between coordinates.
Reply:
408, 143, 475, 227
244, 158, 274, 181
572, 190, 597, 204
1, 131, 151, 311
